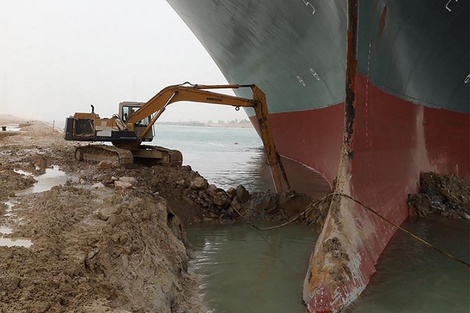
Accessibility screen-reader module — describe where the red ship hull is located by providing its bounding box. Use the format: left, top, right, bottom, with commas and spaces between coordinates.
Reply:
168, 0, 469, 310
253, 73, 469, 312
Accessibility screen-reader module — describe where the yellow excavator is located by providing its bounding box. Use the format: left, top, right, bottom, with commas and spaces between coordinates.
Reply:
64, 82, 289, 192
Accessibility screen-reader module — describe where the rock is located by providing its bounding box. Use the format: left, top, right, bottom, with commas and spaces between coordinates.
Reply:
226, 187, 236, 199
102, 179, 115, 187
189, 176, 208, 190
206, 184, 217, 195
97, 206, 122, 221
230, 198, 241, 211
92, 182, 105, 189
97, 160, 114, 169
119, 176, 137, 184
182, 195, 194, 205
114, 181, 133, 189
407, 172, 470, 219
408, 193, 433, 216
176, 179, 186, 187
252, 191, 278, 213
212, 191, 229, 208
236, 185, 250, 203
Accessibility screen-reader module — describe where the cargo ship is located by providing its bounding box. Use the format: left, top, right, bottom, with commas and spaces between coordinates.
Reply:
166, 0, 470, 311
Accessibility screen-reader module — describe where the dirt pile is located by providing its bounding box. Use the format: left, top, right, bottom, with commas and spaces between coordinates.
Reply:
0, 121, 204, 312
407, 172, 470, 219
0, 119, 313, 313
1, 186, 202, 313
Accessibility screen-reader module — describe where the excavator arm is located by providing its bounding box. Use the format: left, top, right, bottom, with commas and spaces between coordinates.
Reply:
128, 83, 290, 193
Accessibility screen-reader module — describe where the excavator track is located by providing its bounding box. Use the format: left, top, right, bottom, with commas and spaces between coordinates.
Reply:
130, 145, 183, 166
74, 144, 183, 167
167, 149, 183, 167
75, 145, 134, 165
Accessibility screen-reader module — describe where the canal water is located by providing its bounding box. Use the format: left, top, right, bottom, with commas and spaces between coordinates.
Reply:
153, 124, 469, 313
187, 223, 316, 313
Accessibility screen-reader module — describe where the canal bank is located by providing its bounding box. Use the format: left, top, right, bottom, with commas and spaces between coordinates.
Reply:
0, 118, 321, 313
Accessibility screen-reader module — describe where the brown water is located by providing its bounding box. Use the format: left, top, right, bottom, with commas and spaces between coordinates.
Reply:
187, 218, 469, 313
187, 222, 317, 313
0, 165, 68, 248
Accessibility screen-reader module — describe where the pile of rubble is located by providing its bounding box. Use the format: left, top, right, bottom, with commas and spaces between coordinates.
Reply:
407, 172, 470, 219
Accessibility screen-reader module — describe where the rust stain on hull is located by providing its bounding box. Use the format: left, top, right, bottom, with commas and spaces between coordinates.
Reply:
304, 1, 361, 312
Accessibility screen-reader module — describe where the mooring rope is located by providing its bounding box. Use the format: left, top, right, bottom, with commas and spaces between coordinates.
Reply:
248, 192, 470, 268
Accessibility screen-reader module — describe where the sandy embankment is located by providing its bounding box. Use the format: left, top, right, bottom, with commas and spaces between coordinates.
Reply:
0, 119, 205, 313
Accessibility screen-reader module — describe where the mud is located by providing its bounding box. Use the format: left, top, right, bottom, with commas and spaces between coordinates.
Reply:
0, 118, 313, 313
407, 172, 470, 219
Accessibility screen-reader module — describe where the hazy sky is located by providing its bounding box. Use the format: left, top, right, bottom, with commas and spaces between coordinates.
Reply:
0, 0, 247, 126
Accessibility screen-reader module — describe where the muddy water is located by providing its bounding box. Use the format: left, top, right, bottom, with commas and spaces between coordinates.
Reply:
16, 165, 68, 194
159, 125, 469, 312
166, 124, 324, 312
0, 165, 68, 247
0, 226, 31, 247
188, 218, 469, 313
187, 223, 317, 313
0, 237, 33, 248
349, 216, 470, 313
152, 124, 330, 197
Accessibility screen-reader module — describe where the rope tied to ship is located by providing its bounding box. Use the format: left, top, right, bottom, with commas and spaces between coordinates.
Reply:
249, 192, 470, 268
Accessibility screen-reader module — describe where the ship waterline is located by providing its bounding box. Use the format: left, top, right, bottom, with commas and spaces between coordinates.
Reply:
166, 0, 470, 311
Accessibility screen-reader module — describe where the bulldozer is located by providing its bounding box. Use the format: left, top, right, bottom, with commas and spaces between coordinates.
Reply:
64, 82, 289, 192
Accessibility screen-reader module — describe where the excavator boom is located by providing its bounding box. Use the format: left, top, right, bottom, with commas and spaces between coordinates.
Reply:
126, 83, 289, 192
128, 84, 256, 123
127, 84, 260, 139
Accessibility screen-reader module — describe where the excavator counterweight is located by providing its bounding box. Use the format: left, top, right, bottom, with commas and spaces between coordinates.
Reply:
64, 83, 289, 192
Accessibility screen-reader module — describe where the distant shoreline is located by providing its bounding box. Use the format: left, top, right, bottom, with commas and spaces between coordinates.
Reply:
0, 114, 29, 125
0, 115, 254, 129
158, 121, 253, 128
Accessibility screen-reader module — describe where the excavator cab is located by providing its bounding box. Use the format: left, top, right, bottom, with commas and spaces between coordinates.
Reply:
119, 102, 153, 142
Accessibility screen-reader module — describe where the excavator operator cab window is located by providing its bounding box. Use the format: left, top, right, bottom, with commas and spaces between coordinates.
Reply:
121, 105, 150, 126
